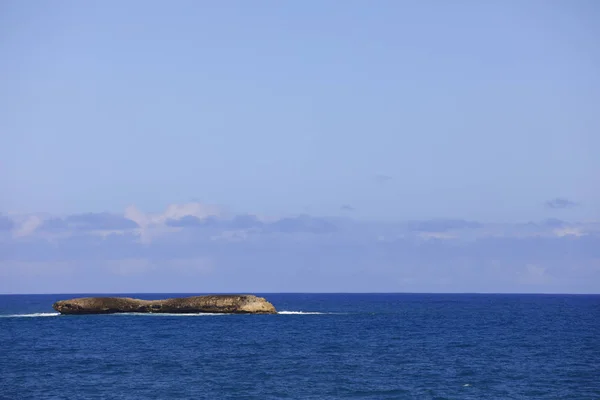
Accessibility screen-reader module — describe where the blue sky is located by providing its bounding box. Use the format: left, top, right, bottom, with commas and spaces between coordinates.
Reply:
1, 2, 598, 293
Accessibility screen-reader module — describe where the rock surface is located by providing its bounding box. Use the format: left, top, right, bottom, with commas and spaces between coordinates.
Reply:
53, 295, 277, 315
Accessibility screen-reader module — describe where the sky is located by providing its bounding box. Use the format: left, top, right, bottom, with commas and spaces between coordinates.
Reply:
1, 1, 599, 293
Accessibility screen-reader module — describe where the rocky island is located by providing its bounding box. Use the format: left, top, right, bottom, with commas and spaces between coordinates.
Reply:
53, 294, 277, 315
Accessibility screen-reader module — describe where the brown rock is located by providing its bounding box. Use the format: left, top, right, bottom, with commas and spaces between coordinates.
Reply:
52, 294, 277, 315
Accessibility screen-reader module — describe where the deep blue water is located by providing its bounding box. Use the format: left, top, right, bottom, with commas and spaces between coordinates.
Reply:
1, 294, 599, 399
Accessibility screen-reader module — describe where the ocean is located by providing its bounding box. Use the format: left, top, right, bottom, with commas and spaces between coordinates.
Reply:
1, 293, 599, 399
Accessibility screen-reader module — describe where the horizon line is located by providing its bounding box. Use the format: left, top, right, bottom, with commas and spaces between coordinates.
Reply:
1, 291, 598, 296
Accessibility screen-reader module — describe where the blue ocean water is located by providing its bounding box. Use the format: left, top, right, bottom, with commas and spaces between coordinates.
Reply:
1, 294, 599, 399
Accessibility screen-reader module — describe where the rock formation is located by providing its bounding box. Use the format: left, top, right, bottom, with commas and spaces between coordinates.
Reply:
53, 294, 277, 315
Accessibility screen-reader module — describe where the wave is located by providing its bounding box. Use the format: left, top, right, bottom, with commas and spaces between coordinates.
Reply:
278, 311, 326, 315
1, 312, 61, 318
1, 311, 331, 317
0, 312, 228, 318
114, 312, 229, 316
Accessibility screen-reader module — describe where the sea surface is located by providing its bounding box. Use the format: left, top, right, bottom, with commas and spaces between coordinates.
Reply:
1, 293, 599, 399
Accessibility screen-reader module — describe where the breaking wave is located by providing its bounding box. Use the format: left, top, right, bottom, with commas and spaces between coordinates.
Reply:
114, 312, 229, 316
2, 311, 334, 317
1, 313, 61, 318
278, 311, 326, 315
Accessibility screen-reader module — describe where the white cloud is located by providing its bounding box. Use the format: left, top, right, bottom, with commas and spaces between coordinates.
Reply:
210, 229, 252, 242
418, 232, 456, 240
125, 202, 223, 243
124, 205, 149, 228
162, 203, 222, 222
126, 202, 222, 227
13, 215, 43, 237
553, 227, 585, 237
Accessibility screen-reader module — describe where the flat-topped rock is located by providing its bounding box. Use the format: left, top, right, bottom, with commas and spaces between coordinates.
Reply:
52, 294, 277, 315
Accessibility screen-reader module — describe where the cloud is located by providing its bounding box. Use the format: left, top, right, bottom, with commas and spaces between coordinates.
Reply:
162, 203, 222, 221
267, 215, 337, 234
40, 212, 139, 231
406, 219, 483, 233
125, 202, 222, 228
166, 215, 218, 228
13, 215, 43, 237
124, 202, 223, 243
374, 174, 392, 184
165, 212, 333, 234
545, 197, 578, 209
165, 214, 263, 230
67, 213, 139, 230
553, 227, 585, 237
417, 232, 456, 240
3, 204, 600, 293
3, 228, 600, 293
340, 205, 355, 212
539, 218, 566, 228
229, 214, 263, 229
124, 205, 149, 227
0, 215, 15, 231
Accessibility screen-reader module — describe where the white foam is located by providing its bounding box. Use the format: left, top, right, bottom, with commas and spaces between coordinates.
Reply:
1, 312, 60, 318
278, 311, 325, 315
1, 311, 331, 317
114, 312, 229, 316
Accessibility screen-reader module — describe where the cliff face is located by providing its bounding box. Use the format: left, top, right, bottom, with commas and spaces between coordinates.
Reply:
52, 295, 277, 315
